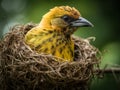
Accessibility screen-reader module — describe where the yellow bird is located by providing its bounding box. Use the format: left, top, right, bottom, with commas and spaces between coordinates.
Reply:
24, 6, 93, 62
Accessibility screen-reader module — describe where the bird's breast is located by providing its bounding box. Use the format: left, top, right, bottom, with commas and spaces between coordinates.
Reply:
25, 29, 74, 62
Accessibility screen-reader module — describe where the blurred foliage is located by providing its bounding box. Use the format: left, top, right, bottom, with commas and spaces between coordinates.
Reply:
0, 0, 120, 90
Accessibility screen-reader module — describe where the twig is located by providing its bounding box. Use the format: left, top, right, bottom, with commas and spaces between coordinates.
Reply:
95, 68, 120, 74
94, 67, 120, 89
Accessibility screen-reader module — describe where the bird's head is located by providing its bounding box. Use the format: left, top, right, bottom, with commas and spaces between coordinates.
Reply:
39, 6, 93, 34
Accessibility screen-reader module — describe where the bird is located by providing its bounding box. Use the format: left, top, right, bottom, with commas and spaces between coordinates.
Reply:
24, 6, 93, 62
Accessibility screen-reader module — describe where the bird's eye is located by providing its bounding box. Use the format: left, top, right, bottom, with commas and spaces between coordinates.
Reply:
62, 15, 69, 21
61, 15, 74, 23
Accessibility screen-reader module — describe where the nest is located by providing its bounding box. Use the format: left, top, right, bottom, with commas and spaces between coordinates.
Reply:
0, 23, 100, 90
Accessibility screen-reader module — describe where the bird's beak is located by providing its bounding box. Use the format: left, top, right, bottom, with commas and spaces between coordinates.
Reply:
70, 17, 94, 27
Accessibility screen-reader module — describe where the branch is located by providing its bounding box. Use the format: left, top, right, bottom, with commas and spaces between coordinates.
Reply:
94, 68, 120, 83
95, 68, 120, 74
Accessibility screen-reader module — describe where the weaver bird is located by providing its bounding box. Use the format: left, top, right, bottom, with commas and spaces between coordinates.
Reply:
24, 6, 93, 62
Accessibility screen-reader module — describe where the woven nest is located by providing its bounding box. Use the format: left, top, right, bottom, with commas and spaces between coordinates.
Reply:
0, 23, 100, 90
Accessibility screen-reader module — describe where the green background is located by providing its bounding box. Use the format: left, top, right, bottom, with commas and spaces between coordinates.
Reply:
0, 0, 120, 90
